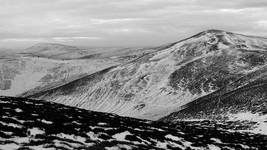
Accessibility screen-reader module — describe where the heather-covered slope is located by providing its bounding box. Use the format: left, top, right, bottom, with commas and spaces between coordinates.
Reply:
159, 69, 267, 133
0, 96, 266, 150
23, 30, 267, 120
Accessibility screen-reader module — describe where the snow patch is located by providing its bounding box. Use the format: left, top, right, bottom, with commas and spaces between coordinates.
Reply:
0, 143, 19, 150
97, 122, 107, 126
165, 134, 181, 141
27, 127, 45, 136
210, 138, 222, 144
86, 131, 103, 141
58, 133, 86, 142
207, 144, 221, 150
112, 131, 132, 142
228, 112, 267, 135
15, 108, 23, 112
155, 141, 168, 149
105, 144, 132, 150
40, 119, 53, 124
0, 121, 22, 128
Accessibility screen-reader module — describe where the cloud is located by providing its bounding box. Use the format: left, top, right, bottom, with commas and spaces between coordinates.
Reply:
52, 36, 103, 42
89, 18, 147, 25
0, 38, 46, 42
256, 20, 267, 28
104, 28, 152, 34
0, 0, 266, 48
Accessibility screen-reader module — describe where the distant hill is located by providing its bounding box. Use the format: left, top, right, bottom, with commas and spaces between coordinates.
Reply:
21, 43, 84, 60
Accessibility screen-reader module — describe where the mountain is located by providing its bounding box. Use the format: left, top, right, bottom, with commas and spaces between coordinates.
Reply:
21, 43, 84, 60
0, 96, 266, 150
0, 43, 156, 96
0, 48, 15, 57
0, 54, 117, 96
22, 29, 267, 121
22, 43, 156, 61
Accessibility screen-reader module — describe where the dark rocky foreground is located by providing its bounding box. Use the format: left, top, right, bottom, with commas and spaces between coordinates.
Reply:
0, 96, 266, 150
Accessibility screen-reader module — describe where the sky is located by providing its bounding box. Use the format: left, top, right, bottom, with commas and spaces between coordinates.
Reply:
0, 0, 267, 49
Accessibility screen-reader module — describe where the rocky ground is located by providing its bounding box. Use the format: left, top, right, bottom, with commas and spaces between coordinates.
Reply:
0, 96, 266, 150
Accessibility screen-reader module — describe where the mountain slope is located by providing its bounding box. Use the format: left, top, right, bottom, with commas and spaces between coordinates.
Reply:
0, 96, 266, 150
1, 44, 157, 96
159, 74, 267, 134
23, 29, 267, 120
0, 55, 118, 96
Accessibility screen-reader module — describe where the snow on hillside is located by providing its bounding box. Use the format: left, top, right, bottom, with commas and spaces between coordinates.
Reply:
228, 112, 267, 134
25, 30, 267, 121
0, 56, 119, 96
1, 43, 157, 96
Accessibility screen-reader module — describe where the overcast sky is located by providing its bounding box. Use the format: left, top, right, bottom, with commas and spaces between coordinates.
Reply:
1, 0, 267, 49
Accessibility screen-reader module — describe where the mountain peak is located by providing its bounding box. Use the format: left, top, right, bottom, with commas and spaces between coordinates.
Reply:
193, 29, 233, 38
204, 29, 227, 33
180, 29, 267, 52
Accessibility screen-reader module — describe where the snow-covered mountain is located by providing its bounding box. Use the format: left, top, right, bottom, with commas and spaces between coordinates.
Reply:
0, 96, 266, 150
22, 29, 267, 121
0, 54, 116, 96
0, 43, 156, 96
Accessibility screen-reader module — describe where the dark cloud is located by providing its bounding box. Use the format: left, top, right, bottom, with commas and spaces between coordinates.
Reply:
0, 0, 266, 48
